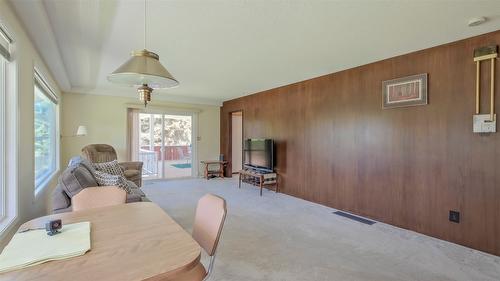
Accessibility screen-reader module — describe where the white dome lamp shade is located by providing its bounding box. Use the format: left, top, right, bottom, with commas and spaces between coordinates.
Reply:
107, 0, 179, 106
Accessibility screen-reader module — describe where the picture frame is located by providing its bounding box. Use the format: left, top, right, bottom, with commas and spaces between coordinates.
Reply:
382, 73, 428, 109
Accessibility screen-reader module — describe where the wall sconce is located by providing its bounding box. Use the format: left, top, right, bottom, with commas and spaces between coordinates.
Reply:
75, 125, 87, 136
61, 125, 87, 138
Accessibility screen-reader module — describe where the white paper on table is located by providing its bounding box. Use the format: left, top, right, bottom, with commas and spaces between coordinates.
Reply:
0, 221, 91, 273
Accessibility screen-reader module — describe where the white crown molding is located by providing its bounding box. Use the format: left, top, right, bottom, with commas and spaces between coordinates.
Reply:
66, 87, 223, 106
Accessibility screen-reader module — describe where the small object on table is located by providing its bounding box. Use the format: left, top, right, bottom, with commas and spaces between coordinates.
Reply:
201, 160, 227, 179
238, 168, 279, 196
46, 219, 62, 236
17, 219, 64, 235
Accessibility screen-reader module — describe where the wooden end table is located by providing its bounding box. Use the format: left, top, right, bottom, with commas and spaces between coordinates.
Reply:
201, 160, 227, 179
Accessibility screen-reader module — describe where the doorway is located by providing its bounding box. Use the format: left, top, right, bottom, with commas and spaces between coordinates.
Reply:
138, 113, 194, 179
231, 111, 243, 174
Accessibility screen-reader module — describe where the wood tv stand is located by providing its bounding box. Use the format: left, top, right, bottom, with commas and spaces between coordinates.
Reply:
238, 167, 279, 196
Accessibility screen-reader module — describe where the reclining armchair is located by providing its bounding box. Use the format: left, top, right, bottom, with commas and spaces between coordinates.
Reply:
81, 144, 143, 187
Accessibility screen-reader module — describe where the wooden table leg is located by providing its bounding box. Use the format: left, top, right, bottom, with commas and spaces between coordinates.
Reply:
275, 176, 279, 193
259, 175, 263, 196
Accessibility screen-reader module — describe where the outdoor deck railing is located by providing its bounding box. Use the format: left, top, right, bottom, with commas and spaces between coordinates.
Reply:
139, 145, 192, 176
139, 149, 158, 176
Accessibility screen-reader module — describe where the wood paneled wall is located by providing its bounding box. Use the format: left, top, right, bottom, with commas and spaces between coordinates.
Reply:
221, 30, 500, 256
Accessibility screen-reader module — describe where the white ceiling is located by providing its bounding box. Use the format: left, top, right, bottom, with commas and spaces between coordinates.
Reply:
9, 0, 500, 106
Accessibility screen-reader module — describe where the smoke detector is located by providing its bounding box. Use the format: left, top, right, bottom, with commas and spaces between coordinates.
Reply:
468, 17, 487, 27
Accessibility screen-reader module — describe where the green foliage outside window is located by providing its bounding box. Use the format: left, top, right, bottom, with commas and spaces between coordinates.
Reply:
34, 85, 56, 187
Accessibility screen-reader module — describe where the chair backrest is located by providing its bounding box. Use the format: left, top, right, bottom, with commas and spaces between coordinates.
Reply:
192, 194, 227, 257
72, 186, 126, 212
82, 144, 118, 163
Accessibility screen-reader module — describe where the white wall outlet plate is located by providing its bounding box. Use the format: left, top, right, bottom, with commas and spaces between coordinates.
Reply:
473, 114, 496, 133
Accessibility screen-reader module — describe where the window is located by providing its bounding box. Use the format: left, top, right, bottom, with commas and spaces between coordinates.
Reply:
0, 22, 17, 235
0, 50, 6, 220
34, 70, 58, 194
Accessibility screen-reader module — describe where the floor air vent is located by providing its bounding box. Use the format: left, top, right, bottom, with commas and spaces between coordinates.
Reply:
333, 211, 376, 225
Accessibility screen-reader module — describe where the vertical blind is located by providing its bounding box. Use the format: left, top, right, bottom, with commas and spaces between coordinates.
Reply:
127, 108, 140, 161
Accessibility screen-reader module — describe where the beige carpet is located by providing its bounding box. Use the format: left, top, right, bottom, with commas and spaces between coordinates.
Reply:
142, 178, 500, 281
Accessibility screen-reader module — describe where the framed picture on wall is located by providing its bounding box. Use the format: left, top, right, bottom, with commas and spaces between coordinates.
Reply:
382, 73, 428, 109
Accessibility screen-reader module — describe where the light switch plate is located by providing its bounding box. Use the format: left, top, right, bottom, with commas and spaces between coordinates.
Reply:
473, 114, 496, 133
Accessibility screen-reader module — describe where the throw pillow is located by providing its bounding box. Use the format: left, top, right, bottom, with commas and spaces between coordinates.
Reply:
60, 164, 98, 197
93, 170, 132, 194
92, 160, 124, 176
80, 159, 98, 177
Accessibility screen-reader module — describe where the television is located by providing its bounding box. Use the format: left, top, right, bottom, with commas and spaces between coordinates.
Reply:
243, 139, 274, 172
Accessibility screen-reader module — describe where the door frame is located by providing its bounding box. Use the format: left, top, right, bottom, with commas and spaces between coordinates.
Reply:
228, 110, 243, 176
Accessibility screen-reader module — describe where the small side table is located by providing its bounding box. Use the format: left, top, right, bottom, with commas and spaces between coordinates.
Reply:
201, 160, 227, 179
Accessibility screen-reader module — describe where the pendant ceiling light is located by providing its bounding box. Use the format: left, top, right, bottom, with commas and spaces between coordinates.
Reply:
107, 0, 178, 106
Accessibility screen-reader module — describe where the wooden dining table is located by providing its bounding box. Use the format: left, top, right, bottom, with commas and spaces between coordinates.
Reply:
0, 202, 201, 281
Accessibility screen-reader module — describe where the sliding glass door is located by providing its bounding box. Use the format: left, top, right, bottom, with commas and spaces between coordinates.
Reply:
162, 114, 192, 179
138, 113, 193, 179
138, 113, 161, 179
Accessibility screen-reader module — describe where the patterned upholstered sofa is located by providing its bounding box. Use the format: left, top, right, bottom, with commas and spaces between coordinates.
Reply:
52, 159, 147, 214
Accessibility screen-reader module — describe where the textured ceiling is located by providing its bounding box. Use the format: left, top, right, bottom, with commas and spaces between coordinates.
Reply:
9, 0, 500, 105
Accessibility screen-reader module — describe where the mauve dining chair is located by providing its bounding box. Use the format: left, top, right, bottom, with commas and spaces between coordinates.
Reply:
72, 186, 126, 212
162, 193, 227, 281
